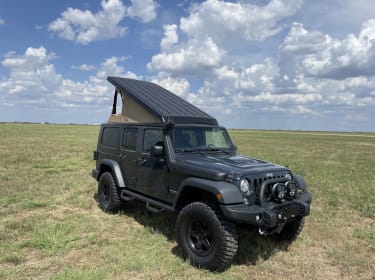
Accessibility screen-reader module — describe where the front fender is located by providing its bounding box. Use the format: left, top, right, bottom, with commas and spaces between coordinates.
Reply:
174, 177, 244, 207
99, 159, 126, 188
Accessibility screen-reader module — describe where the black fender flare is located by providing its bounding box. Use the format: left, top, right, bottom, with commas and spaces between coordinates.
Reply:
173, 177, 243, 208
99, 159, 126, 188
293, 174, 307, 190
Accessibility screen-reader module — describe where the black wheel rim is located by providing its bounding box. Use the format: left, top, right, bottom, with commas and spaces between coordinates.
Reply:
186, 220, 214, 257
101, 183, 110, 207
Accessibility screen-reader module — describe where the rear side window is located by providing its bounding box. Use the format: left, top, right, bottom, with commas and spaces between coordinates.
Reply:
101, 127, 119, 147
143, 129, 163, 153
122, 127, 138, 151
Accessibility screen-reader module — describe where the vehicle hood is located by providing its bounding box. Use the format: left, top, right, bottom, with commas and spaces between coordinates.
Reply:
174, 153, 288, 180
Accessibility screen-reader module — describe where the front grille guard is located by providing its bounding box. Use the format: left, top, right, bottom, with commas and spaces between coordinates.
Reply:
245, 172, 288, 205
258, 177, 288, 207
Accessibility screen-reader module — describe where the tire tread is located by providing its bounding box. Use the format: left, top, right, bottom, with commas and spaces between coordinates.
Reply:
277, 217, 305, 242
98, 172, 122, 212
176, 202, 238, 271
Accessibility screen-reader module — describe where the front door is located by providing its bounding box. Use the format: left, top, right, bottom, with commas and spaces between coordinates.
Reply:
136, 128, 169, 201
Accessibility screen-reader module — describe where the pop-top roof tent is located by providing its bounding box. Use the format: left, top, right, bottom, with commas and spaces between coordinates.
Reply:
107, 76, 218, 125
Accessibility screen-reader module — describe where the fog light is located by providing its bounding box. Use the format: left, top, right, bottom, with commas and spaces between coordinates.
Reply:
286, 181, 297, 198
272, 183, 287, 202
240, 179, 250, 193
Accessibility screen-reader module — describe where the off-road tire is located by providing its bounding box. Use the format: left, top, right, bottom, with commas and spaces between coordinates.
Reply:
176, 202, 238, 271
276, 217, 305, 242
98, 172, 122, 212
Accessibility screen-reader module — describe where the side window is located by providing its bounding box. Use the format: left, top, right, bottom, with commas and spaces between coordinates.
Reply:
143, 129, 163, 153
122, 127, 138, 151
101, 127, 119, 147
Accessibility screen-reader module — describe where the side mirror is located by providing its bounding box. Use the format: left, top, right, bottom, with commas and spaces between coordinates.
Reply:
233, 144, 237, 152
151, 144, 164, 156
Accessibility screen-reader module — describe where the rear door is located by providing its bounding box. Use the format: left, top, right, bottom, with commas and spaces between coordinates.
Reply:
98, 126, 120, 163
119, 127, 139, 189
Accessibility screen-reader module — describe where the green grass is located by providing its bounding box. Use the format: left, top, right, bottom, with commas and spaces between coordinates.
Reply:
0, 124, 374, 279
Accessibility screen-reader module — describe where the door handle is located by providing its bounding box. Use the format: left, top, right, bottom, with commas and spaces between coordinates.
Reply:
136, 158, 147, 166
120, 154, 127, 159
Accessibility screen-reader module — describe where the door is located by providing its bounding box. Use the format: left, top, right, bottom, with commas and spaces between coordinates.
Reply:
119, 127, 139, 189
136, 128, 169, 201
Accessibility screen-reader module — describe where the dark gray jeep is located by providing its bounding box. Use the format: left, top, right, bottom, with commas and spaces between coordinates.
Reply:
92, 77, 311, 271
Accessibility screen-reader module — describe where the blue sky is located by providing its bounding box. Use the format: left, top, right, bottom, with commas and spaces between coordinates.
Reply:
0, 0, 374, 131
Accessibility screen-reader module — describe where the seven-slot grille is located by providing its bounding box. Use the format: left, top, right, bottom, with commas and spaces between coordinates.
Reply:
246, 171, 288, 203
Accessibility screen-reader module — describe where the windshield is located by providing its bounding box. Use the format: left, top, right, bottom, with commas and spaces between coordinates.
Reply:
173, 126, 233, 152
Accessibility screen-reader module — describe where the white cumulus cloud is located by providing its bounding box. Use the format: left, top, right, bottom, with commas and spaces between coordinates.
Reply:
206, 58, 278, 96
55, 56, 138, 106
282, 19, 375, 79
180, 0, 302, 43
160, 24, 178, 51
233, 92, 323, 106
1, 47, 61, 98
48, 0, 127, 44
0, 46, 138, 110
71, 64, 96, 71
147, 36, 224, 75
127, 0, 158, 23
151, 72, 190, 97
281, 22, 329, 54
148, 0, 301, 77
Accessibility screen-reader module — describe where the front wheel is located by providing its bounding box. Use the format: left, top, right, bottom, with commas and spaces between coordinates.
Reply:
275, 217, 305, 242
176, 202, 238, 271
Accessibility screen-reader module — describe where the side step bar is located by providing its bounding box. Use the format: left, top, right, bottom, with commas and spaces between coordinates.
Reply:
121, 192, 135, 201
120, 189, 174, 212
146, 202, 165, 213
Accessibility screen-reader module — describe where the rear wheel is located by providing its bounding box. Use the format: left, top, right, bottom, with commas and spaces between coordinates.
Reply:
98, 172, 122, 212
176, 202, 238, 271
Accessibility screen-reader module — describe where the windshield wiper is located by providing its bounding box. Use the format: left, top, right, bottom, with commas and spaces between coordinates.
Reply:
204, 147, 231, 154
175, 148, 207, 155
176, 147, 230, 155
176, 148, 196, 152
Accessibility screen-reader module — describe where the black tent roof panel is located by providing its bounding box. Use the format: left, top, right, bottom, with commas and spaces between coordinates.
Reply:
107, 76, 218, 125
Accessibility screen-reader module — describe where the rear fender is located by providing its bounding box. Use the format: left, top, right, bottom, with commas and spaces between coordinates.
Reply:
99, 159, 126, 188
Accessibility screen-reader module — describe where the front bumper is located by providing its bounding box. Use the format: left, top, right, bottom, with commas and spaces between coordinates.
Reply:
220, 191, 311, 228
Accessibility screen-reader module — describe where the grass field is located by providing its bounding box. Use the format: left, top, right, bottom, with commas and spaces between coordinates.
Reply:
0, 123, 374, 279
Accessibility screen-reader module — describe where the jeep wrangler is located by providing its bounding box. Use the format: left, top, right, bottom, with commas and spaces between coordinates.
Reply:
92, 77, 311, 271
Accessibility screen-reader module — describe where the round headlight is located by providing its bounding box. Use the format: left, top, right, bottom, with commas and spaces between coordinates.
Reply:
240, 179, 250, 193
285, 173, 292, 181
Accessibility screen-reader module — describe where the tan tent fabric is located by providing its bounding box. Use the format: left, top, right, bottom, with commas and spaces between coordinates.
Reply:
107, 91, 160, 124
107, 114, 126, 123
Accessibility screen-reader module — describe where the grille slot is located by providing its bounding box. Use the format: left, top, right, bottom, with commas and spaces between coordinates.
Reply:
249, 173, 287, 203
